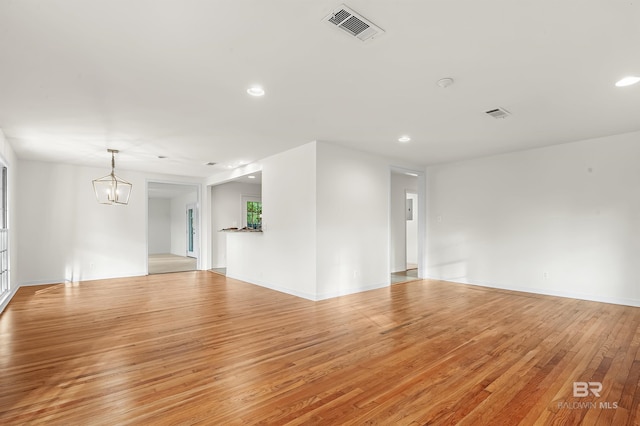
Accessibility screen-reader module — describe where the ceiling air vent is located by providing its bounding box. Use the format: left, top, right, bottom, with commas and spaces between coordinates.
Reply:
485, 107, 511, 119
324, 5, 385, 42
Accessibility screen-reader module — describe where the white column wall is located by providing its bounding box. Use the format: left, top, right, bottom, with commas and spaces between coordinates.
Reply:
315, 142, 390, 299
225, 143, 317, 299
427, 130, 640, 306
224, 141, 421, 300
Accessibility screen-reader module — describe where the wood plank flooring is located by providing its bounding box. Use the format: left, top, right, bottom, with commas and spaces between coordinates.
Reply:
1, 272, 640, 425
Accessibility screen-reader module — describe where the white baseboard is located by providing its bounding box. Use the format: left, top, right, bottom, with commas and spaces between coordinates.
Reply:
0, 279, 73, 314
225, 273, 318, 301
426, 275, 640, 308
20, 279, 67, 286
315, 281, 390, 301
0, 273, 151, 315
226, 273, 390, 301
1, 279, 66, 314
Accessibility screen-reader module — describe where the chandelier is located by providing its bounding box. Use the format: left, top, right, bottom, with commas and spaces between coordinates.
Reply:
92, 149, 132, 205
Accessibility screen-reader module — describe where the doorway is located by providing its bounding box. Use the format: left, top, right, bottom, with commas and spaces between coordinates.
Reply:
147, 182, 200, 274
406, 191, 418, 270
390, 170, 422, 284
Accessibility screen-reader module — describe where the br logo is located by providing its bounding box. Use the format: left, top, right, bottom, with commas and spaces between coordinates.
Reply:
573, 382, 602, 397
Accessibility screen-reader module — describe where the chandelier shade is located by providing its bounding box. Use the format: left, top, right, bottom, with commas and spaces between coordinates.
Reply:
92, 149, 132, 205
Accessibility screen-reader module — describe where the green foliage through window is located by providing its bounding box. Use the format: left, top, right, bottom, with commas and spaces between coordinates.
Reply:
247, 201, 262, 229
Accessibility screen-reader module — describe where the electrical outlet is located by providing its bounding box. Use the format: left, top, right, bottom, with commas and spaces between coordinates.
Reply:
543, 272, 549, 280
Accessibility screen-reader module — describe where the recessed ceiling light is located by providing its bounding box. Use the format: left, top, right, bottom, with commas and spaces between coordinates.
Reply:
398, 136, 411, 143
247, 86, 265, 97
248, 175, 256, 179
615, 76, 640, 87
157, 155, 167, 159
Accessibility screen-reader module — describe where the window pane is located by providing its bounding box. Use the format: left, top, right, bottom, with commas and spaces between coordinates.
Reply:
246, 201, 262, 229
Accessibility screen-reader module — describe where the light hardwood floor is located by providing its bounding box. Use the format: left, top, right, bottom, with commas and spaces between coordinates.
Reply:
1, 272, 640, 425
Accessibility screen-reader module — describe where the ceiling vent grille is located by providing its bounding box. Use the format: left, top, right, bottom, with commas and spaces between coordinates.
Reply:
485, 107, 511, 119
324, 5, 385, 42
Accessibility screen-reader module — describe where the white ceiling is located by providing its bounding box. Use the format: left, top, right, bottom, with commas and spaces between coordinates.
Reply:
1, 1, 639, 178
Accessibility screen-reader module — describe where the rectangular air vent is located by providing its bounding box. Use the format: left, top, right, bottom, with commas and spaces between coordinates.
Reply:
324, 5, 385, 42
485, 107, 511, 119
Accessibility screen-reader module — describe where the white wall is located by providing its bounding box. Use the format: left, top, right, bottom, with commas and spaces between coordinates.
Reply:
390, 172, 418, 272
18, 161, 145, 284
210, 181, 261, 268
17, 160, 203, 285
148, 198, 171, 254
170, 190, 197, 256
315, 142, 390, 299
226, 142, 318, 299
427, 130, 640, 307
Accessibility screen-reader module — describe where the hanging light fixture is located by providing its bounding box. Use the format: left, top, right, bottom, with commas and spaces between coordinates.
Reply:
92, 149, 132, 205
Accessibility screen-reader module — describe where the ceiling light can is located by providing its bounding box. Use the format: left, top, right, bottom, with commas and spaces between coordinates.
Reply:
247, 86, 265, 96
398, 136, 411, 143
615, 76, 640, 87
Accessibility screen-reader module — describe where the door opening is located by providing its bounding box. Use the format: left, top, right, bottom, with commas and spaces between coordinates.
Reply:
406, 191, 418, 270
390, 170, 421, 284
147, 182, 199, 274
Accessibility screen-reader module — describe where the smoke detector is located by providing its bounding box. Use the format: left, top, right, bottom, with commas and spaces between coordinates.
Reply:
485, 107, 511, 119
323, 5, 385, 42
437, 78, 454, 88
